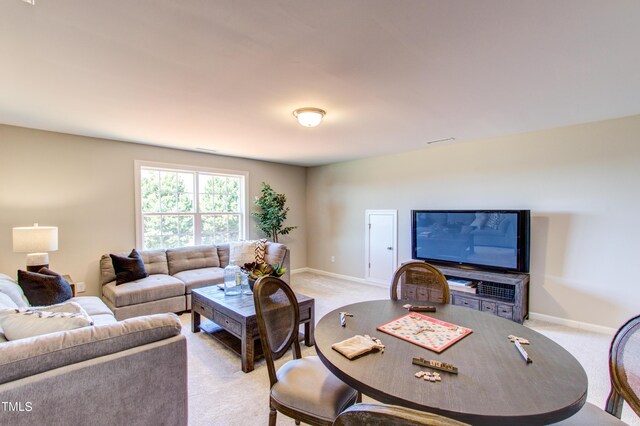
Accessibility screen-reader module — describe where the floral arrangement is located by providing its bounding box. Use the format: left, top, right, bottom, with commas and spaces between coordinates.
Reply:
241, 262, 286, 285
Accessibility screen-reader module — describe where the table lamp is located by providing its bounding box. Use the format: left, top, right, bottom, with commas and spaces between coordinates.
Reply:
12, 223, 59, 272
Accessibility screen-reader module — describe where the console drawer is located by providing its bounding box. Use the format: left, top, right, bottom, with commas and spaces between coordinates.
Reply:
481, 300, 497, 315
300, 306, 311, 322
453, 295, 480, 310
214, 310, 242, 337
193, 302, 213, 319
497, 303, 514, 320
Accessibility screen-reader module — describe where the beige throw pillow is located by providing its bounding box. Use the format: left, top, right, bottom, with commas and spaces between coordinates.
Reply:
229, 241, 258, 266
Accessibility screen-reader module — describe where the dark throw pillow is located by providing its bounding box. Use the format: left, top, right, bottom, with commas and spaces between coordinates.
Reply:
110, 249, 148, 285
17, 269, 73, 306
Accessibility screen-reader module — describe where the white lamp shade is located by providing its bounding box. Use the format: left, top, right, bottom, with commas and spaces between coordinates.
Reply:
13, 225, 58, 253
293, 108, 326, 127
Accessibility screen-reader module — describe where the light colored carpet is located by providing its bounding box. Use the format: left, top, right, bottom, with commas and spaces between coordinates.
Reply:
182, 272, 639, 425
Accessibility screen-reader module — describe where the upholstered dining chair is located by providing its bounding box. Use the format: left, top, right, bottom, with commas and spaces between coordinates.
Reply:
253, 276, 359, 426
390, 261, 450, 304
333, 403, 470, 426
552, 314, 640, 425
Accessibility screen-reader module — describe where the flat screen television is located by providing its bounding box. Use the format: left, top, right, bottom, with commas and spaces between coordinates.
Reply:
411, 210, 530, 273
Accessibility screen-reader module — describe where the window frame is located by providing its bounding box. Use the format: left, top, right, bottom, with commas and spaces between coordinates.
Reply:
134, 160, 249, 249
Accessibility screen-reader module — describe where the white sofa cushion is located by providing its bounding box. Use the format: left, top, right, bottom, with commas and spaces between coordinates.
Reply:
102, 275, 185, 308
172, 267, 224, 293
0, 292, 18, 310
166, 245, 219, 275
63, 297, 116, 326
0, 275, 29, 308
70, 296, 116, 317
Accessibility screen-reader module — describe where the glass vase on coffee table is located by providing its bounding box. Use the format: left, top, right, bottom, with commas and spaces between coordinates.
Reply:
223, 262, 242, 296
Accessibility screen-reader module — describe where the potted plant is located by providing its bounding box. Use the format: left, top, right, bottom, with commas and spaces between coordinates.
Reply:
252, 182, 297, 243
240, 261, 287, 291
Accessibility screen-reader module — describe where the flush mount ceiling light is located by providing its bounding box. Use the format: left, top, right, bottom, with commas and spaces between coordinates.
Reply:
292, 107, 326, 127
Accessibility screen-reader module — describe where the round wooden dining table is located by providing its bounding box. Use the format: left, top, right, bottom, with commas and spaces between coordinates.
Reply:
314, 300, 587, 425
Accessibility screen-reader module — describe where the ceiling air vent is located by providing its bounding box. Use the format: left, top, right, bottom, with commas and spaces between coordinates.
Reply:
426, 137, 456, 145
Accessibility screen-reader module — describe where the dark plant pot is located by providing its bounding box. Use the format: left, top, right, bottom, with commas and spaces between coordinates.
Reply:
249, 275, 283, 295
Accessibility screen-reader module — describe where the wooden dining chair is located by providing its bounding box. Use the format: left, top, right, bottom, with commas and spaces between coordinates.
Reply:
253, 276, 359, 426
551, 314, 640, 425
390, 261, 450, 304
333, 403, 470, 426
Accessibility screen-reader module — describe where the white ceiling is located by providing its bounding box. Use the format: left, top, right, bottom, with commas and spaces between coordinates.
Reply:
1, 1, 639, 166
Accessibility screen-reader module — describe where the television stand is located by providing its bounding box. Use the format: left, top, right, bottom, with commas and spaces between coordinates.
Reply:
436, 265, 529, 323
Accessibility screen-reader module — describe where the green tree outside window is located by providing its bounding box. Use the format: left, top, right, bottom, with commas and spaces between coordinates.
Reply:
140, 167, 244, 249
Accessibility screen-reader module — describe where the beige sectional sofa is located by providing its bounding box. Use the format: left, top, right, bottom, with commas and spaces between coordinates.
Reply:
0, 273, 187, 426
100, 242, 289, 320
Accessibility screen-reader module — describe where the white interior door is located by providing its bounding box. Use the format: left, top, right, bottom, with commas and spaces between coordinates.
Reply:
365, 210, 397, 284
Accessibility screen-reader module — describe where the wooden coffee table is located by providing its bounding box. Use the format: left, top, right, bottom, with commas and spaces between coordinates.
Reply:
191, 285, 315, 373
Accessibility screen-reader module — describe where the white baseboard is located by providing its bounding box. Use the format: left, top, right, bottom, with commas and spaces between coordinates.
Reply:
528, 312, 616, 335
291, 267, 311, 275
298, 268, 389, 288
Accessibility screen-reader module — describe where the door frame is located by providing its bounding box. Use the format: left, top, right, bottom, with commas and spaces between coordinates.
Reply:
365, 209, 398, 284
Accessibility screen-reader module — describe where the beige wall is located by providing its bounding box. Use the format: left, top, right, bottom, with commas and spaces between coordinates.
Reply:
2, 115, 638, 328
0, 124, 307, 296
307, 115, 640, 329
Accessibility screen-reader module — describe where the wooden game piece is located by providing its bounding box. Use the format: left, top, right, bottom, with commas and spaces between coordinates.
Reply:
514, 340, 533, 363
412, 357, 459, 374
340, 311, 354, 327
361, 335, 385, 353
508, 334, 530, 345
403, 304, 436, 312
409, 305, 437, 312
416, 370, 442, 383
